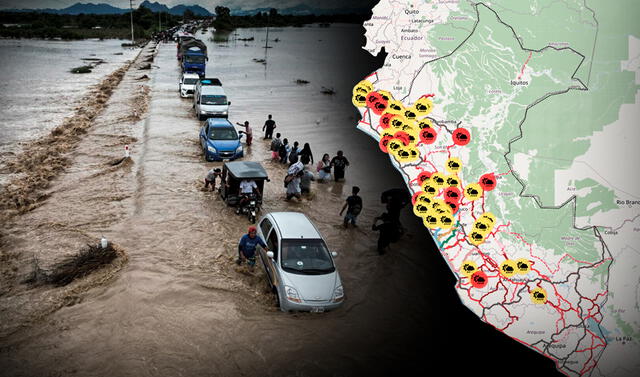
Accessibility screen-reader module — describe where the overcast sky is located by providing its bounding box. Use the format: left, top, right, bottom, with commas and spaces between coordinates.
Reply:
0, 0, 376, 11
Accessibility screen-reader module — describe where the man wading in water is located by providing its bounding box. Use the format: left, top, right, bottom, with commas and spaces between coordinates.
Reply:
237, 226, 269, 269
262, 114, 276, 139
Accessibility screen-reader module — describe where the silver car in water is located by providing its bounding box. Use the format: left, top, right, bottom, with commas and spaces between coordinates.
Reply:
256, 212, 344, 312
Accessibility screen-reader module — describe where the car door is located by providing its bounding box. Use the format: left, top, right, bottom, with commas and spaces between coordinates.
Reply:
200, 122, 208, 149
264, 228, 280, 289
258, 217, 273, 279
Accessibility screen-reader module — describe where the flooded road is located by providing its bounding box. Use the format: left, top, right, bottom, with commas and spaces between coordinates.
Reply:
0, 39, 139, 165
0, 25, 561, 376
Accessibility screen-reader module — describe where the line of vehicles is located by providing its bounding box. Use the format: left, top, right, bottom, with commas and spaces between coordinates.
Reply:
174, 30, 344, 313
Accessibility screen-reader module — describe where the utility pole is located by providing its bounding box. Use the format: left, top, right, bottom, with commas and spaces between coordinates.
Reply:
129, 0, 135, 44
264, 12, 269, 49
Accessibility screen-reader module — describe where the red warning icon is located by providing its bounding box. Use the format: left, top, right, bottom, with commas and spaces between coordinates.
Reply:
479, 173, 497, 191
445, 200, 459, 213
366, 91, 388, 115
417, 171, 432, 185
470, 271, 488, 288
419, 127, 437, 145
443, 187, 461, 202
452, 128, 471, 146
379, 113, 395, 129
394, 131, 411, 146
379, 135, 393, 153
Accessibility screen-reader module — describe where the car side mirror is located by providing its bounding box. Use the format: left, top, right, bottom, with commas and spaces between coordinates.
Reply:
228, 101, 231, 106
331, 251, 338, 258
266, 251, 274, 258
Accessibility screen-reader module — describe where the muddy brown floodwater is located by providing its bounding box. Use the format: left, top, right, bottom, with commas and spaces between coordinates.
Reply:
1, 25, 561, 376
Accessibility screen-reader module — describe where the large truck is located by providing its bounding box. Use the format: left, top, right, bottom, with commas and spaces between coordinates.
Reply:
179, 39, 208, 77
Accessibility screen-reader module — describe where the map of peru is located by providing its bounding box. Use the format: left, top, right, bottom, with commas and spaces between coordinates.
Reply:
355, 1, 640, 376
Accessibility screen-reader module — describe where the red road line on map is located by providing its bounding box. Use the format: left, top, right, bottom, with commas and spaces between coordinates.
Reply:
517, 52, 532, 80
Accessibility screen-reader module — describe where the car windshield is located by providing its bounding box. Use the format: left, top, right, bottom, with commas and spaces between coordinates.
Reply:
280, 239, 335, 275
209, 127, 238, 140
183, 78, 198, 85
201, 95, 227, 105
185, 55, 205, 64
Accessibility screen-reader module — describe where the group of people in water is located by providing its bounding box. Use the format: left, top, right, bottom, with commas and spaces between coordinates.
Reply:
257, 115, 352, 202
204, 114, 413, 265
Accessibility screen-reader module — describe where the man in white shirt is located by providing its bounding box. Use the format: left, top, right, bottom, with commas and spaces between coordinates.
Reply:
237, 179, 259, 213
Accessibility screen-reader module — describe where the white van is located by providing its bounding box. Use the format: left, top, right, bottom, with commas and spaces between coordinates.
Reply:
179, 72, 200, 98
193, 78, 230, 120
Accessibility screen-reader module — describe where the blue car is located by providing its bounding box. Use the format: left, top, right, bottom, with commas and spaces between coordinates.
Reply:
199, 118, 243, 161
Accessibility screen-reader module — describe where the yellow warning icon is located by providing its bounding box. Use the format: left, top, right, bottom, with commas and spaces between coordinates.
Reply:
439, 213, 454, 229
378, 90, 393, 101
464, 183, 483, 201
417, 119, 433, 129
395, 147, 420, 163
446, 175, 460, 187
430, 172, 446, 188
387, 139, 404, 155
530, 287, 548, 304
472, 219, 492, 235
499, 260, 517, 278
479, 212, 496, 225
468, 231, 485, 245
413, 97, 433, 116
389, 115, 409, 130
386, 99, 405, 115
420, 182, 438, 197
404, 108, 417, 120
413, 202, 430, 217
460, 261, 477, 277
423, 214, 439, 229
352, 93, 368, 108
516, 259, 531, 274
353, 80, 373, 95
445, 157, 462, 173
381, 129, 396, 139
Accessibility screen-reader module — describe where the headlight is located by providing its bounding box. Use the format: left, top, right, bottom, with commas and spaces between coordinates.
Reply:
285, 285, 301, 303
201, 110, 207, 114
333, 286, 344, 302
235, 145, 243, 153
207, 145, 217, 153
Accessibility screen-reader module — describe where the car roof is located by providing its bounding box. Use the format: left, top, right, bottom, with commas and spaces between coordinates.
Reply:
206, 118, 233, 127
225, 161, 268, 179
200, 86, 225, 95
269, 212, 322, 239
198, 78, 222, 86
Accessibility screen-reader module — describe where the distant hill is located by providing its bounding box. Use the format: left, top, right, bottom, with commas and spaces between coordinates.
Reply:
3, 2, 213, 16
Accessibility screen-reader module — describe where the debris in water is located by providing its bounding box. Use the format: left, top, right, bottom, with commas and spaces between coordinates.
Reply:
71, 65, 93, 74
136, 75, 149, 80
295, 79, 310, 85
274, 38, 280, 42
25, 242, 122, 287
113, 52, 124, 55
238, 37, 254, 41
138, 63, 152, 70
252, 58, 266, 64
321, 87, 336, 95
